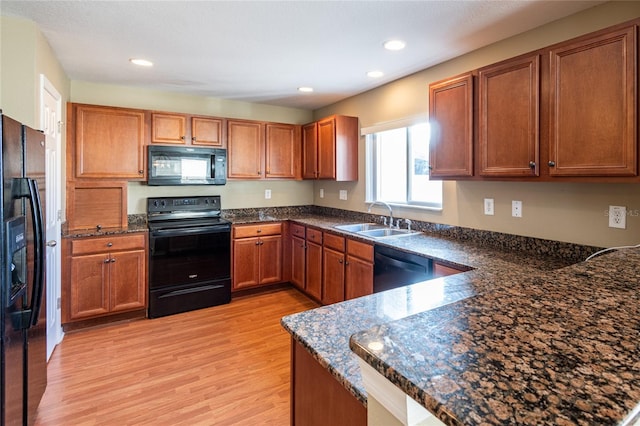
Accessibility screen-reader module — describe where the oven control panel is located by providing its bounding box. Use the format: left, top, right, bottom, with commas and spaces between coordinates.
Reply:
147, 196, 221, 214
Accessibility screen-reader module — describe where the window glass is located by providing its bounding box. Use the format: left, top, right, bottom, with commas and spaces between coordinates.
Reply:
366, 123, 442, 209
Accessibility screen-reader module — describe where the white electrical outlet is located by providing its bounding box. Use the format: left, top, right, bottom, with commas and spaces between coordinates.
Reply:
484, 198, 494, 216
609, 205, 626, 229
264, 189, 271, 199
339, 190, 348, 200
512, 200, 522, 218
320, 188, 324, 198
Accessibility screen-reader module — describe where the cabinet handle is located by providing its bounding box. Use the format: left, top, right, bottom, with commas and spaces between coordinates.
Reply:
138, 170, 144, 174
107, 242, 113, 247
192, 137, 196, 142
345, 261, 350, 266
257, 170, 261, 175
256, 229, 262, 233
255, 241, 260, 245
548, 161, 556, 167
259, 241, 264, 246
103, 258, 110, 264
338, 258, 343, 264
180, 136, 185, 140
529, 161, 536, 169
110, 258, 116, 263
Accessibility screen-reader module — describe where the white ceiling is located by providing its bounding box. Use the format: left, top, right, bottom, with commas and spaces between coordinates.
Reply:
2, 0, 605, 110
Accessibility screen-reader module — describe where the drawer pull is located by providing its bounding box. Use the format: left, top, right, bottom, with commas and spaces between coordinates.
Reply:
107, 242, 113, 247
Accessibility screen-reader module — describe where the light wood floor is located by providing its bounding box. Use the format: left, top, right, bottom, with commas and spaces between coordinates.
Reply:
35, 287, 318, 426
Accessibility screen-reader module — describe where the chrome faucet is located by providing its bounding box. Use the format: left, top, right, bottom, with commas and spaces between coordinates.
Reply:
367, 201, 393, 227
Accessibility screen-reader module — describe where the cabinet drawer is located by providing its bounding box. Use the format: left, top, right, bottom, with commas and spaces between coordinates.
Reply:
323, 233, 345, 252
346, 239, 373, 262
306, 228, 323, 245
290, 223, 306, 238
233, 223, 282, 238
71, 233, 146, 255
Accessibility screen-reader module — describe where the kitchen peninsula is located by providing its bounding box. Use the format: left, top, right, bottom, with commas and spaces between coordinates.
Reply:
281, 216, 640, 426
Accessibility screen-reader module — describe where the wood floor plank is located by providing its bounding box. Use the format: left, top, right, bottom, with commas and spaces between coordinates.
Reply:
35, 288, 318, 425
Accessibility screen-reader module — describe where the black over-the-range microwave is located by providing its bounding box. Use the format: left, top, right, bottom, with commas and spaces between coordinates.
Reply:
147, 145, 227, 186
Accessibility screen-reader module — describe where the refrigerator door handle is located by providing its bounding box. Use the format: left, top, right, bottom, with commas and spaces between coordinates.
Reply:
26, 178, 45, 327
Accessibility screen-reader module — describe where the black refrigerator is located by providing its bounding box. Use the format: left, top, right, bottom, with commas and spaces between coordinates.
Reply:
0, 113, 47, 425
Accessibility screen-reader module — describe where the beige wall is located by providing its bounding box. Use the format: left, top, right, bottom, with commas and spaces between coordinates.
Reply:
313, 1, 640, 248
0, 15, 70, 128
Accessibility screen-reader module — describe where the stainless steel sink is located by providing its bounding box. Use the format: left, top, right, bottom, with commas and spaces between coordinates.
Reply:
357, 228, 421, 238
334, 223, 384, 232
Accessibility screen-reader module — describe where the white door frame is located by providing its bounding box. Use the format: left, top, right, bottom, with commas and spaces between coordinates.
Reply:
39, 74, 64, 359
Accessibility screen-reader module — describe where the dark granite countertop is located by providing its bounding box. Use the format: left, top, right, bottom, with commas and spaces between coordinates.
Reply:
62, 222, 148, 238
278, 212, 638, 425
349, 248, 640, 426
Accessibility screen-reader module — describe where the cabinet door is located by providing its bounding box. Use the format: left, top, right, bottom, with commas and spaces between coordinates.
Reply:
317, 118, 336, 179
291, 236, 306, 290
227, 120, 264, 179
151, 113, 187, 144
345, 255, 373, 300
191, 117, 223, 146
305, 241, 323, 301
479, 55, 540, 177
259, 235, 282, 285
109, 249, 146, 312
265, 123, 300, 179
549, 25, 637, 176
302, 123, 318, 179
428, 73, 474, 177
232, 238, 261, 289
322, 247, 344, 305
74, 104, 146, 179
69, 253, 109, 320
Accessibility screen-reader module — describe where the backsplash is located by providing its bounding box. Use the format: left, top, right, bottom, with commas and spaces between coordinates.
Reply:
133, 205, 600, 264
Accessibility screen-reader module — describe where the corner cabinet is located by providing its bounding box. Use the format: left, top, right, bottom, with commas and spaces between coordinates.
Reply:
227, 120, 301, 179
62, 233, 147, 324
303, 115, 359, 181
68, 103, 146, 180
548, 24, 637, 177
428, 73, 474, 178
232, 223, 283, 290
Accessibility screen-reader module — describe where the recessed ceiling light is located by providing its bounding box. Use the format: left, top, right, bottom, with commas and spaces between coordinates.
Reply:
298, 87, 314, 93
129, 58, 153, 67
384, 40, 406, 51
367, 70, 384, 78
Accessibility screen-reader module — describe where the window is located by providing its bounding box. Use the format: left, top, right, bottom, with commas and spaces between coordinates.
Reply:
366, 122, 442, 209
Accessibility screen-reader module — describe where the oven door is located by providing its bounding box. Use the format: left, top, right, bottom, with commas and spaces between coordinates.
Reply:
148, 224, 231, 318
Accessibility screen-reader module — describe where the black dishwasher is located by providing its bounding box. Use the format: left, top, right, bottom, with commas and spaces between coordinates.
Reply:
374, 245, 433, 293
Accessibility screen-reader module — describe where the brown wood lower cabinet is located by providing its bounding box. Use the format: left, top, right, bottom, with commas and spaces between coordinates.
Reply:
305, 229, 323, 301
62, 233, 147, 324
291, 339, 366, 426
232, 222, 283, 290
433, 261, 467, 278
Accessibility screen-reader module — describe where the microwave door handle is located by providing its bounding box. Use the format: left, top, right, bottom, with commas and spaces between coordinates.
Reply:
26, 178, 45, 327
211, 155, 215, 179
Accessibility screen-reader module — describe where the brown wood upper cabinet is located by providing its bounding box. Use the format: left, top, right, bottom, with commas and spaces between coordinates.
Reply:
302, 115, 359, 181
151, 112, 224, 147
429, 19, 639, 182
428, 73, 474, 178
69, 103, 146, 180
548, 24, 637, 177
227, 119, 301, 179
478, 54, 540, 177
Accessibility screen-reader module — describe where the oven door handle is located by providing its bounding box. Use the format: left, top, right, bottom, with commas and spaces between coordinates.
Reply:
150, 225, 230, 238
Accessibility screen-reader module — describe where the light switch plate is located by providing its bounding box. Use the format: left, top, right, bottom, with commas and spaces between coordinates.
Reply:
484, 198, 494, 216
339, 190, 347, 200
265, 189, 271, 199
319, 188, 324, 198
